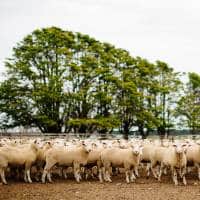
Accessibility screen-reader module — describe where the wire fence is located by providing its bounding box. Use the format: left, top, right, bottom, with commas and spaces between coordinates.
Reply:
0, 131, 200, 140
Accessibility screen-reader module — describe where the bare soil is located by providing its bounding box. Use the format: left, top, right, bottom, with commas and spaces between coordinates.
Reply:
1, 173, 200, 200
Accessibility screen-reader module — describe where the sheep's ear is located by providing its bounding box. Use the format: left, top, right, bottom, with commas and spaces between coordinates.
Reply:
181, 143, 187, 151
81, 141, 86, 146
102, 142, 107, 147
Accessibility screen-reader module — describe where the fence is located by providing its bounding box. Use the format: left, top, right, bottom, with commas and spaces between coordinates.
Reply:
0, 131, 200, 140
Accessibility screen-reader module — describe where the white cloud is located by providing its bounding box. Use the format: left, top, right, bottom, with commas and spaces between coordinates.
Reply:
0, 0, 200, 76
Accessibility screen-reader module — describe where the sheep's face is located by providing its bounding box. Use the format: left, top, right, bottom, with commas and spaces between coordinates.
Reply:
104, 142, 112, 148
34, 140, 43, 149
91, 143, 97, 149
44, 141, 53, 149
82, 143, 92, 153
132, 144, 143, 156
173, 143, 187, 154
72, 139, 77, 145
102, 142, 107, 148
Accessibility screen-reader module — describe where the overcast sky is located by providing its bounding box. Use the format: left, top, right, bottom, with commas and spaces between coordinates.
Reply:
0, 0, 200, 77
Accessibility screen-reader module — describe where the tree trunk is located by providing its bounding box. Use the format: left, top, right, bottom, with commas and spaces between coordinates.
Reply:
157, 126, 165, 140
123, 121, 129, 140
78, 124, 87, 133
138, 124, 144, 137
139, 124, 149, 139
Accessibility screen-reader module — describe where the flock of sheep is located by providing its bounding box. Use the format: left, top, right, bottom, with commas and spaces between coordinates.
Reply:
0, 136, 200, 186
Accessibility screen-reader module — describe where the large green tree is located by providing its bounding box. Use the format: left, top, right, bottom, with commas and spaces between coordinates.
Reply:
0, 26, 186, 137
0, 27, 121, 133
0, 27, 77, 132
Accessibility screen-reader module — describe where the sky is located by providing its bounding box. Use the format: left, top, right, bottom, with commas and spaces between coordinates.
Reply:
0, 0, 200, 78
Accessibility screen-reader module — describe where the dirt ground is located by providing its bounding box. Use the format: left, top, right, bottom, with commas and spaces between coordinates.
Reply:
1, 173, 200, 200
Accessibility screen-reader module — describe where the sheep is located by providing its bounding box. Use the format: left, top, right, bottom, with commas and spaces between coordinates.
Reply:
100, 143, 143, 183
33, 141, 53, 181
186, 141, 200, 180
140, 143, 158, 178
140, 140, 172, 179
84, 142, 106, 182
149, 146, 169, 179
1, 136, 199, 185
158, 143, 188, 185
0, 140, 40, 184
42, 143, 91, 183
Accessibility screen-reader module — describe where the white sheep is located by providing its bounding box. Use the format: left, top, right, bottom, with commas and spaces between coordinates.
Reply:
34, 141, 53, 181
84, 142, 106, 182
186, 141, 200, 180
158, 143, 187, 185
100, 143, 143, 183
140, 143, 158, 178
42, 143, 91, 183
0, 140, 40, 184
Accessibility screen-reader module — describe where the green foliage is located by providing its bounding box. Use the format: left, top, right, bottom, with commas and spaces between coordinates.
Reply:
175, 72, 200, 132
0, 26, 192, 136
68, 116, 120, 133
188, 72, 200, 90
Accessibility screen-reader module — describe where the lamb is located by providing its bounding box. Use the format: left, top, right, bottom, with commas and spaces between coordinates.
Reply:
100, 143, 143, 183
42, 143, 91, 183
0, 140, 40, 184
158, 143, 187, 185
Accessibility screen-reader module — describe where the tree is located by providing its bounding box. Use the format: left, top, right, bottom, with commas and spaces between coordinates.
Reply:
0, 26, 187, 137
148, 61, 182, 136
1, 27, 76, 132
176, 72, 200, 133
133, 57, 159, 138
66, 39, 120, 133
0, 27, 121, 133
